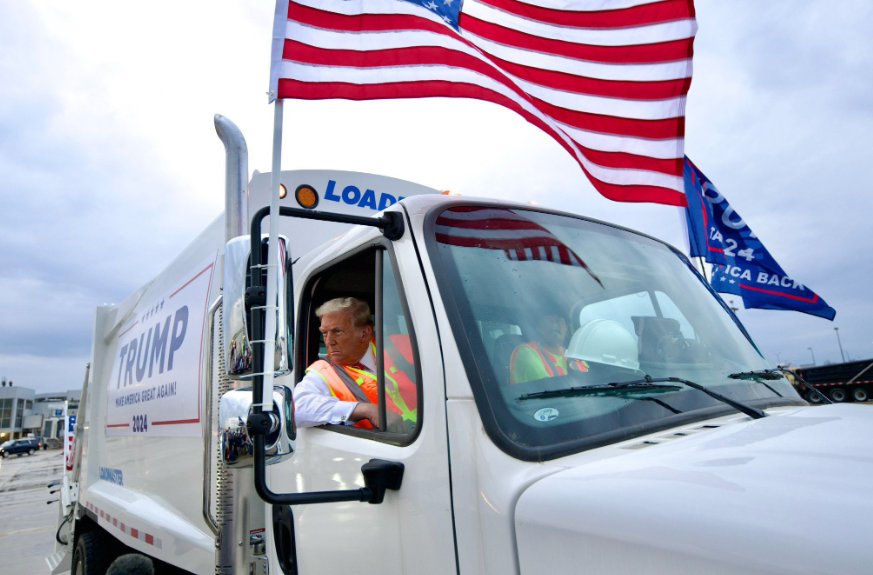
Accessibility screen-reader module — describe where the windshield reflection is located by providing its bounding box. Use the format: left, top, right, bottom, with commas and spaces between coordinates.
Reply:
429, 206, 803, 460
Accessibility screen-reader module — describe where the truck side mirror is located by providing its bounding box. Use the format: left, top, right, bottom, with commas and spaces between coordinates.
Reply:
223, 236, 292, 380
218, 386, 295, 467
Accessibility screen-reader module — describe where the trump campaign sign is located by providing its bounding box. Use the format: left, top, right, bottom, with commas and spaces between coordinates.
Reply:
683, 158, 835, 320
64, 414, 76, 471
106, 256, 216, 437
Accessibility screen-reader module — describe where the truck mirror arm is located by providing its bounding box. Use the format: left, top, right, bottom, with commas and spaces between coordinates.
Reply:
251, 205, 405, 245
250, 430, 404, 505
246, 206, 406, 506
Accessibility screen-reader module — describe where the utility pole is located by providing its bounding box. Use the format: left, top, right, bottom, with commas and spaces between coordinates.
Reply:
834, 327, 846, 363
808, 347, 816, 366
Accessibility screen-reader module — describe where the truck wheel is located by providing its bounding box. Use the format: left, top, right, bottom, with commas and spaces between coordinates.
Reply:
829, 387, 848, 403
807, 390, 822, 403
852, 387, 868, 402
73, 531, 111, 575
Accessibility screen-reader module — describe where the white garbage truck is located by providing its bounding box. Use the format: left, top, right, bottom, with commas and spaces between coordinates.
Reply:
50, 116, 873, 575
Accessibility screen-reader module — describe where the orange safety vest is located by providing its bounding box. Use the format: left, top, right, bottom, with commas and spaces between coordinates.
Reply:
509, 341, 588, 385
306, 341, 417, 429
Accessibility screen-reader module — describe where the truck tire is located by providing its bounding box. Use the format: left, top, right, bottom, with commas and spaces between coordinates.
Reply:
829, 387, 848, 403
852, 387, 868, 402
806, 390, 823, 403
73, 531, 111, 575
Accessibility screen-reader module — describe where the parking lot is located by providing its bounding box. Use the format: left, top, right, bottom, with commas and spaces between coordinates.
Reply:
0, 449, 64, 574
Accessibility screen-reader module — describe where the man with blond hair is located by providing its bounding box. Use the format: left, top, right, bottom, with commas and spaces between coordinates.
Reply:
294, 297, 414, 432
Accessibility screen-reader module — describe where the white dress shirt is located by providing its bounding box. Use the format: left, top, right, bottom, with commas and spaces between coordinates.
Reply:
293, 348, 376, 428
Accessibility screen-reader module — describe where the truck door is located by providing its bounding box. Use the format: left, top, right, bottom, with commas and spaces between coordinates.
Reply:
274, 243, 456, 575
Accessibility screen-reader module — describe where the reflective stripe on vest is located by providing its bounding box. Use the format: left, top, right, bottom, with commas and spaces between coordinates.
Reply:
306, 362, 375, 429
305, 342, 417, 427
509, 342, 588, 384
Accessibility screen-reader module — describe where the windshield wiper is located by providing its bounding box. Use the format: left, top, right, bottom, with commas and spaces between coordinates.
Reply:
729, 368, 831, 404
726, 369, 784, 398
728, 369, 782, 380
518, 382, 685, 416
644, 375, 766, 419
519, 381, 682, 401
519, 375, 767, 420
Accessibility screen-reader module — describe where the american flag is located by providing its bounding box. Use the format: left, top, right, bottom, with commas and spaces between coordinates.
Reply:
269, 0, 697, 207
434, 206, 602, 285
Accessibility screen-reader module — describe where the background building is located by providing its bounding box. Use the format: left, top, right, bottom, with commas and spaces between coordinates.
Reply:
0, 378, 80, 443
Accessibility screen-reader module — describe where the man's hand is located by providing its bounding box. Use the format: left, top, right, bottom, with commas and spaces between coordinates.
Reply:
350, 403, 404, 432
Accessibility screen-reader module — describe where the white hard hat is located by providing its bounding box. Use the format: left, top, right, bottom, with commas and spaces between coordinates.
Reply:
567, 319, 639, 370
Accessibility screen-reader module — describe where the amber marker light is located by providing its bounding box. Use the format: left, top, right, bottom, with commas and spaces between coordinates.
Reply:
440, 190, 462, 195
295, 184, 319, 209
278, 184, 288, 199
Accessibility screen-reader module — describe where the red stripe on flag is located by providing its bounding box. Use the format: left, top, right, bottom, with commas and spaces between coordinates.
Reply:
282, 40, 533, 107
461, 14, 694, 64
435, 216, 548, 230
277, 79, 687, 206
533, 97, 685, 140
576, 145, 683, 176
738, 284, 820, 303
289, 2, 447, 35
436, 233, 568, 250
282, 42, 683, 175
490, 54, 693, 99
475, 0, 696, 29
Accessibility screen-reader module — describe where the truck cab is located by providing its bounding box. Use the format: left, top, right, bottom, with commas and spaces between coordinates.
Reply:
274, 192, 834, 575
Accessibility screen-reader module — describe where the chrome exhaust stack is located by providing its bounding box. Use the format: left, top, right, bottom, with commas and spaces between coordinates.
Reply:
214, 114, 249, 242
213, 115, 267, 575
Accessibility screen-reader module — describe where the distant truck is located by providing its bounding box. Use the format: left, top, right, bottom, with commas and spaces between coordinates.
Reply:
793, 359, 873, 403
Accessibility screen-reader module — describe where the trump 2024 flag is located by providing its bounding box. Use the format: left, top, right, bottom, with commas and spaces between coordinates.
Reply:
269, 0, 698, 207
683, 157, 836, 321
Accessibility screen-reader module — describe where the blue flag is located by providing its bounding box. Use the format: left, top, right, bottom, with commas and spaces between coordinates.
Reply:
683, 157, 836, 321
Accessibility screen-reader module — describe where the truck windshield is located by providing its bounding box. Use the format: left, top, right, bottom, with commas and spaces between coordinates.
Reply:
427, 205, 803, 460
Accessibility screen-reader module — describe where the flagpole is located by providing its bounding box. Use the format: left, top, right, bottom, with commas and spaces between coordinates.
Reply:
698, 256, 709, 283
260, 99, 284, 409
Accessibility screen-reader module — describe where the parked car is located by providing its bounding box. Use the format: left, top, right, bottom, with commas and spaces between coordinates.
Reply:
0, 438, 40, 457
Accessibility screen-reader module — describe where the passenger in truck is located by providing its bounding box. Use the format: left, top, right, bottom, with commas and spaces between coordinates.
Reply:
294, 297, 416, 433
509, 313, 589, 385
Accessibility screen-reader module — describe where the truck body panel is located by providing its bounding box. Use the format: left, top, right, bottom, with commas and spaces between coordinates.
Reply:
269, 220, 457, 575
516, 404, 873, 575
64, 170, 440, 574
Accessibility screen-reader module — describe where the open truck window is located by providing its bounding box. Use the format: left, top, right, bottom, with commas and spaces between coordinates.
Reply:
426, 205, 804, 460
298, 245, 421, 443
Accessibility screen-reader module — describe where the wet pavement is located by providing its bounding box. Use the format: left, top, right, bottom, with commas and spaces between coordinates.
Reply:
0, 449, 64, 574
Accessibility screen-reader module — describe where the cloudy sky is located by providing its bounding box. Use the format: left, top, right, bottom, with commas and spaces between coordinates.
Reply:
1, 1, 871, 393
